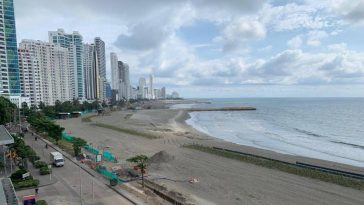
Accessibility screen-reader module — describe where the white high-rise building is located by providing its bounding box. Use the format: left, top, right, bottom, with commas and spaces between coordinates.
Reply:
117, 61, 130, 100
110, 52, 119, 90
138, 77, 146, 99
18, 48, 42, 106
149, 74, 154, 99
19, 40, 72, 105
49, 29, 84, 100
94, 37, 106, 100
83, 43, 97, 100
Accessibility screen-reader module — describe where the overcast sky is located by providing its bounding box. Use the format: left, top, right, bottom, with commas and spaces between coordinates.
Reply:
14, 0, 364, 98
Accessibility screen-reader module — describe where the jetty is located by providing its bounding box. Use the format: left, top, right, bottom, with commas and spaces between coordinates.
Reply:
186, 106, 256, 112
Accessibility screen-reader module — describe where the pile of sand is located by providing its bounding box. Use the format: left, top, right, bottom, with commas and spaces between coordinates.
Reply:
149, 151, 174, 164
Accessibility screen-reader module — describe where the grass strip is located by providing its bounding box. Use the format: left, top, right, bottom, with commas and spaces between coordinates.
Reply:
184, 144, 364, 190
92, 123, 159, 139
81, 114, 98, 122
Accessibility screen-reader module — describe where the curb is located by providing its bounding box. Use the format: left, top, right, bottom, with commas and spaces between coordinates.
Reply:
29, 129, 140, 205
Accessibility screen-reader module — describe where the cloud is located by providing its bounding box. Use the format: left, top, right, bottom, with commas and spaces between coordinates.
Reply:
287, 35, 303, 49
215, 18, 266, 52
306, 30, 328, 46
329, 0, 364, 24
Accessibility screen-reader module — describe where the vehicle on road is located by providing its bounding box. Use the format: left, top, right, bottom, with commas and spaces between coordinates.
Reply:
50, 152, 64, 167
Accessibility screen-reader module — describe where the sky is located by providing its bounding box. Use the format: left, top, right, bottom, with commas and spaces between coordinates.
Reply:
14, 0, 364, 98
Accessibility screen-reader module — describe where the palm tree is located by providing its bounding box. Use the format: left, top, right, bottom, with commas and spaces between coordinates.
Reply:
127, 155, 149, 187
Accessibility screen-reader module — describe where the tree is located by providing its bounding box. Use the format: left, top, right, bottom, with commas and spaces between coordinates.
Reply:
0, 96, 16, 124
127, 155, 149, 187
72, 138, 87, 156
38, 101, 45, 110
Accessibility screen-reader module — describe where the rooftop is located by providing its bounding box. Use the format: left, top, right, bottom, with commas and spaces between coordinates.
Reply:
0, 126, 14, 146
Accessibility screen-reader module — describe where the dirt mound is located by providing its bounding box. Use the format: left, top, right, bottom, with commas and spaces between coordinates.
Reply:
149, 151, 174, 164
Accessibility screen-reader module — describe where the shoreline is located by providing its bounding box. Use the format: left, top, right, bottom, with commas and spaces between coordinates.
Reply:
176, 108, 364, 174
58, 108, 364, 205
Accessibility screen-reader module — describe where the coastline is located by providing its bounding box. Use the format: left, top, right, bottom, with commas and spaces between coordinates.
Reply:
57, 108, 364, 205
178, 108, 364, 174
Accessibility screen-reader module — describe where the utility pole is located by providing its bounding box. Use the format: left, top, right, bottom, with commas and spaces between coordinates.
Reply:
80, 167, 83, 205
92, 180, 94, 205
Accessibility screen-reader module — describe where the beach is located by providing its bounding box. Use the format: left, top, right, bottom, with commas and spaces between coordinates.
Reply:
57, 107, 364, 205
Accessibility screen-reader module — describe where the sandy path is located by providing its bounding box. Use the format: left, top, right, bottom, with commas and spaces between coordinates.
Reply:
57, 110, 364, 205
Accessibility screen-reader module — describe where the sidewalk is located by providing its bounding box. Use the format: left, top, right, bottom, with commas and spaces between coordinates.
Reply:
25, 129, 146, 205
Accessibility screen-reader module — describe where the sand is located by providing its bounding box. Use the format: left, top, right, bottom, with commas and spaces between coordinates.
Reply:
57, 108, 364, 205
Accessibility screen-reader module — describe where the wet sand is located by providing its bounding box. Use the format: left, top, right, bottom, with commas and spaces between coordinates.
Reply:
57, 109, 364, 205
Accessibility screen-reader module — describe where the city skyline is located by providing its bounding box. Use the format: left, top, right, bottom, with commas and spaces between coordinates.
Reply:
12, 0, 364, 98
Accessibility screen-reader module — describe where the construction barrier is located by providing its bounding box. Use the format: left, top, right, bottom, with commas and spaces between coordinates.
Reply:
96, 165, 124, 182
103, 150, 117, 162
62, 132, 75, 142
84, 145, 100, 155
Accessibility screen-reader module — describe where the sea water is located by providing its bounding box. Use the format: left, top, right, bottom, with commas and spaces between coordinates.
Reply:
176, 98, 364, 167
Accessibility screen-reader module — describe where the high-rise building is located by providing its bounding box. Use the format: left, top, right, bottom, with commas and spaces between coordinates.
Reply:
149, 74, 154, 99
117, 61, 130, 100
94, 37, 106, 99
83, 43, 97, 100
110, 52, 119, 90
161, 87, 166, 99
0, 0, 21, 103
138, 77, 146, 99
49, 29, 84, 99
19, 40, 72, 105
18, 48, 42, 106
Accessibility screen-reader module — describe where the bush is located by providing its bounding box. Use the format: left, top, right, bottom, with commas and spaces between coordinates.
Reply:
36, 200, 48, 205
39, 166, 50, 175
13, 179, 39, 190
34, 161, 48, 169
29, 155, 40, 164
110, 178, 118, 186
10, 169, 30, 182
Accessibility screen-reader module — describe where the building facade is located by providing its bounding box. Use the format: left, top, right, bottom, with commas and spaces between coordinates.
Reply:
83, 43, 97, 100
49, 29, 84, 99
18, 48, 42, 106
138, 77, 146, 99
0, 0, 20, 98
149, 74, 154, 99
117, 61, 130, 100
19, 40, 72, 105
94, 37, 106, 100
110, 52, 118, 90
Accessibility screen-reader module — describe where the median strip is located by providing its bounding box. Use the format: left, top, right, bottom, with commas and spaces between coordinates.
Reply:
91, 123, 159, 139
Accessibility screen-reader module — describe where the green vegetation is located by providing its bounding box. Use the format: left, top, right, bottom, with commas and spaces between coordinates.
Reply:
127, 155, 149, 187
184, 144, 364, 190
28, 112, 64, 144
34, 161, 48, 169
36, 200, 48, 205
10, 168, 39, 190
39, 166, 51, 175
13, 178, 39, 190
0, 96, 17, 124
92, 123, 159, 139
72, 137, 87, 156
9, 134, 39, 164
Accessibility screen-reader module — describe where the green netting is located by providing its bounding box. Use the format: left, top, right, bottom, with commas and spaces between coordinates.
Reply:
103, 150, 117, 162
84, 145, 100, 155
96, 165, 124, 182
62, 132, 75, 142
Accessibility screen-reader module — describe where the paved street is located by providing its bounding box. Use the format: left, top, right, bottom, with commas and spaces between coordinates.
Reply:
16, 131, 135, 205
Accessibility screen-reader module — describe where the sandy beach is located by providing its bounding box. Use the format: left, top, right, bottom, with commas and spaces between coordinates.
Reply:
57, 108, 364, 205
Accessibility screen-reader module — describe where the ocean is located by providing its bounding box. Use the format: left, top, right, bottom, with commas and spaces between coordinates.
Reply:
173, 98, 364, 167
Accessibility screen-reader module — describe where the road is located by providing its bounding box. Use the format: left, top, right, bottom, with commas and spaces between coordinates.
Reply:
17, 131, 135, 205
